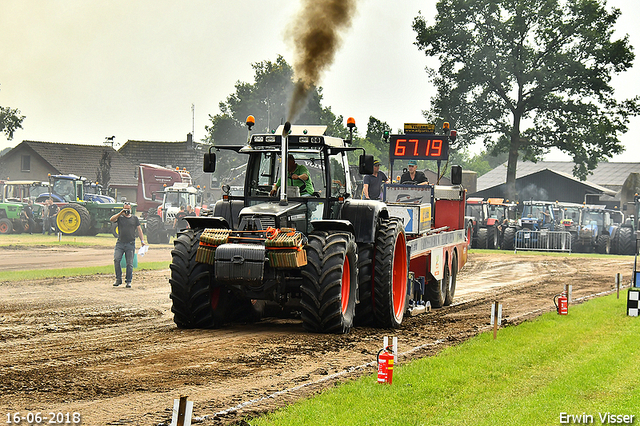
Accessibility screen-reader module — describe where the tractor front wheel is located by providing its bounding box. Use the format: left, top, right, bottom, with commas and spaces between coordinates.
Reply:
301, 231, 358, 333
0, 218, 13, 234
170, 229, 222, 328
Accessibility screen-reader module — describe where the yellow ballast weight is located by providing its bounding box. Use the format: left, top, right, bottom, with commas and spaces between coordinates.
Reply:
196, 228, 231, 264
265, 227, 307, 268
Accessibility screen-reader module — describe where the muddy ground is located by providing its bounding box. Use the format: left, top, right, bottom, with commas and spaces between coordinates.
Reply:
0, 244, 634, 426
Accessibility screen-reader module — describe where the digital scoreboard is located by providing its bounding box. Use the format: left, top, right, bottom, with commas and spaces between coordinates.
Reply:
389, 134, 450, 161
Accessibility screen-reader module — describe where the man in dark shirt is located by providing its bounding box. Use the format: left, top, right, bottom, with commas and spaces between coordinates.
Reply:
43, 198, 59, 235
400, 160, 429, 185
173, 206, 188, 230
110, 202, 145, 288
23, 200, 36, 234
363, 159, 389, 200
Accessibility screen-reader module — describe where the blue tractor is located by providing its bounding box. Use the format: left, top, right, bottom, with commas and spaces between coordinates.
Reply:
515, 201, 557, 249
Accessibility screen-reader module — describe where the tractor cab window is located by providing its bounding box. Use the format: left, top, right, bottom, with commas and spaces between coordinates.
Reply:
329, 154, 346, 197
564, 208, 580, 222
164, 192, 193, 209
249, 151, 325, 198
466, 204, 482, 218
582, 211, 603, 226
488, 205, 504, 221
53, 179, 75, 202
247, 151, 278, 197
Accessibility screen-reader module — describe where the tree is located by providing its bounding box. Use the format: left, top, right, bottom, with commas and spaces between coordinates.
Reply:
204, 55, 346, 184
413, 0, 639, 200
97, 150, 112, 189
0, 105, 25, 140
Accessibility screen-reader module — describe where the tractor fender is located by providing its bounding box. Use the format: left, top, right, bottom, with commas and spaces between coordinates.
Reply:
212, 199, 244, 230
339, 199, 389, 244
311, 219, 355, 235
186, 216, 230, 230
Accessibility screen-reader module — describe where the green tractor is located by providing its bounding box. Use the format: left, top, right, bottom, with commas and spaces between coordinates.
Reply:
0, 201, 29, 234
35, 174, 134, 236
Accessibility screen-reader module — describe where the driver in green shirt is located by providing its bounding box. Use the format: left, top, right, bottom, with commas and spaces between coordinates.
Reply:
270, 154, 314, 196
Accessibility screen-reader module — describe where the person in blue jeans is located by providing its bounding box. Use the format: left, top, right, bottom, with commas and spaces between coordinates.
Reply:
109, 202, 145, 288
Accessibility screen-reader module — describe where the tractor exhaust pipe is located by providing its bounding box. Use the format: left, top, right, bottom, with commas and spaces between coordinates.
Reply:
280, 121, 292, 206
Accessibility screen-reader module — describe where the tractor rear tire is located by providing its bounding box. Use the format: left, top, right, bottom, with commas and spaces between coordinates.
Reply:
354, 243, 374, 326
477, 227, 489, 249
617, 227, 636, 255
301, 231, 358, 334
373, 217, 408, 328
0, 218, 13, 234
111, 222, 119, 238
57, 203, 91, 236
502, 226, 516, 250
86, 227, 100, 236
169, 228, 223, 328
488, 225, 499, 249
12, 220, 25, 234
596, 234, 611, 254
146, 215, 164, 244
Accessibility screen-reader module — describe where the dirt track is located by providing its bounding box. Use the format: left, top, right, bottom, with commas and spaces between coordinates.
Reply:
0, 245, 634, 426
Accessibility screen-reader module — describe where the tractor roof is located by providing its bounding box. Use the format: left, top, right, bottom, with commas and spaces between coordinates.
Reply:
248, 124, 348, 149
274, 124, 327, 136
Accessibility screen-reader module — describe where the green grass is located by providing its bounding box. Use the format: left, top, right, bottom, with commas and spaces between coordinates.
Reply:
250, 290, 640, 426
0, 261, 170, 282
0, 232, 177, 248
0, 233, 122, 248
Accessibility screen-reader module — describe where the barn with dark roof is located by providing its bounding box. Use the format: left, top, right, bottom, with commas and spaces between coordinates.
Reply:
0, 140, 138, 201
472, 160, 640, 213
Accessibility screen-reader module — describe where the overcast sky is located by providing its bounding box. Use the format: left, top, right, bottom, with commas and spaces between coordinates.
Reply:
1, 0, 639, 163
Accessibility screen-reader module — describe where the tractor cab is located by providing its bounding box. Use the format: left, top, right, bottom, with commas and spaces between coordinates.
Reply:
520, 201, 556, 230
205, 120, 371, 234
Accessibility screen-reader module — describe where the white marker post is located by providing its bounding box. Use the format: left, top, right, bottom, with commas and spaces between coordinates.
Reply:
565, 284, 572, 303
616, 273, 622, 299
171, 395, 193, 426
383, 336, 398, 364
490, 302, 502, 340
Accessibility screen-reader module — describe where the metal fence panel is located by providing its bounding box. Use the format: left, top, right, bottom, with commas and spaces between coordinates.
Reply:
514, 230, 572, 253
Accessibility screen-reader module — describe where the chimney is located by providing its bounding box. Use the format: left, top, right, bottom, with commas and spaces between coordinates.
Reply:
186, 133, 193, 150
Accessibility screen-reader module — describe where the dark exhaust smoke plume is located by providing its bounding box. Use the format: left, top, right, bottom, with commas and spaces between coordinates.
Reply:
286, 0, 357, 122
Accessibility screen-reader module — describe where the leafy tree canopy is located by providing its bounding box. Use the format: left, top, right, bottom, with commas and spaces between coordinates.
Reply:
413, 0, 639, 200
0, 105, 25, 140
204, 55, 347, 185
205, 55, 345, 146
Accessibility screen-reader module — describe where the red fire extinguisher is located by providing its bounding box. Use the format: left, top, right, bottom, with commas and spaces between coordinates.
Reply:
554, 291, 568, 315
377, 346, 394, 384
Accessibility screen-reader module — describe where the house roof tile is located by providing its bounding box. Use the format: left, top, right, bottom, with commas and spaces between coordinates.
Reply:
22, 141, 137, 187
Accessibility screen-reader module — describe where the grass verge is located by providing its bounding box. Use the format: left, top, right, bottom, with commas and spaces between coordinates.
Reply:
250, 290, 640, 426
0, 233, 176, 248
0, 261, 170, 282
